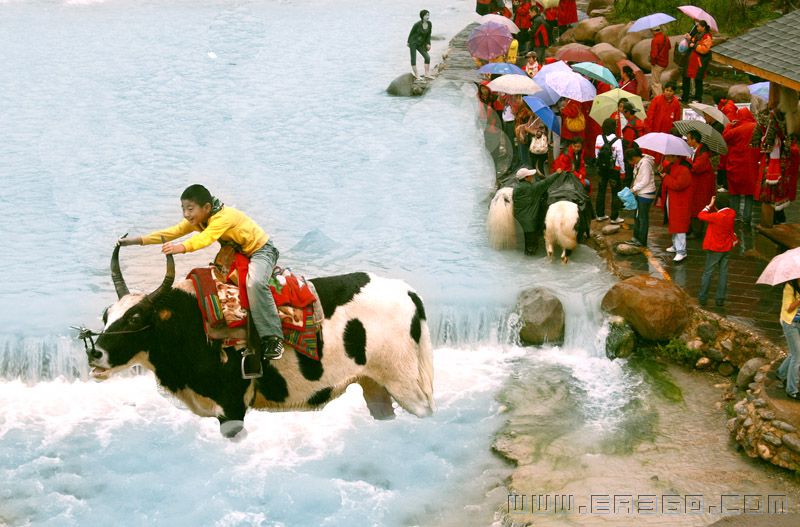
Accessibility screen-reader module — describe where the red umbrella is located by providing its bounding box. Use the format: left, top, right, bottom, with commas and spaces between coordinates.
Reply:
467, 22, 513, 60
616, 59, 649, 101
554, 45, 601, 64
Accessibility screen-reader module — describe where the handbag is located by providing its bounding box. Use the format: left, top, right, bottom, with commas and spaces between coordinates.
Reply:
564, 111, 585, 133
617, 187, 638, 210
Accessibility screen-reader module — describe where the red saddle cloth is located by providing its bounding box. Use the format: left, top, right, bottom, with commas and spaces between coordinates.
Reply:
187, 257, 321, 360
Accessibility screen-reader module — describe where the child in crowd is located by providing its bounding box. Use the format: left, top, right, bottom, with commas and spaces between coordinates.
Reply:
524, 52, 540, 77
697, 194, 737, 306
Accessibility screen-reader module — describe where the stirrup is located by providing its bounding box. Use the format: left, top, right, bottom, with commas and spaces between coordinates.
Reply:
240, 349, 263, 379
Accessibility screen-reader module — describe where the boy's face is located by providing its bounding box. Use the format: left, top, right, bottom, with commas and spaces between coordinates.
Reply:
182, 199, 212, 227
664, 87, 675, 100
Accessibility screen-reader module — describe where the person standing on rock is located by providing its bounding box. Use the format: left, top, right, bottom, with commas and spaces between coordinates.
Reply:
686, 129, 716, 238
777, 279, 800, 400
594, 118, 625, 224
681, 20, 713, 103
407, 10, 433, 80
625, 148, 657, 247
697, 194, 736, 307
649, 26, 671, 97
512, 167, 542, 255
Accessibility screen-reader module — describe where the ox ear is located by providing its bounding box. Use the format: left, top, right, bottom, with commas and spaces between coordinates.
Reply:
147, 254, 175, 301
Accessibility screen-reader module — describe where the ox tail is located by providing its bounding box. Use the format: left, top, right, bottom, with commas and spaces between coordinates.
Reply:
415, 318, 435, 415
487, 187, 517, 250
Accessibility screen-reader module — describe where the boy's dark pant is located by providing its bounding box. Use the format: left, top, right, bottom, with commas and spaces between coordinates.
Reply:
634, 196, 654, 245
698, 250, 729, 303
595, 168, 621, 218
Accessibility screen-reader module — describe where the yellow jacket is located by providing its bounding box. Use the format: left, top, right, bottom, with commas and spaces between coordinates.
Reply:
781, 283, 800, 325
142, 206, 268, 256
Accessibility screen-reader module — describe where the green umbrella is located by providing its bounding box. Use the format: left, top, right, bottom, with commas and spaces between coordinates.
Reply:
570, 62, 619, 88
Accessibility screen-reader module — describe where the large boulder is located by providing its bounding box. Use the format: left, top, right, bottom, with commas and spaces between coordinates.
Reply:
619, 31, 648, 56
386, 73, 418, 97
586, 0, 613, 17
573, 17, 609, 44
631, 35, 685, 73
558, 28, 577, 45
606, 316, 637, 359
736, 357, 768, 389
601, 275, 690, 340
591, 43, 627, 76
728, 83, 752, 103
596, 23, 632, 49
517, 287, 565, 345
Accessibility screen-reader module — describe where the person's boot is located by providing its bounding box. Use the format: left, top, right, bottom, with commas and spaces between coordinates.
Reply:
241, 347, 263, 379
411, 66, 420, 80
262, 336, 284, 361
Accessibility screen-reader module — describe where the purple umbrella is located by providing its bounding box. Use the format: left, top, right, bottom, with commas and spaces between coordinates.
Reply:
467, 22, 513, 60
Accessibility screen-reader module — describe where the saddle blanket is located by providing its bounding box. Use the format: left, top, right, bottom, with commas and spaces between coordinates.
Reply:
187, 266, 323, 360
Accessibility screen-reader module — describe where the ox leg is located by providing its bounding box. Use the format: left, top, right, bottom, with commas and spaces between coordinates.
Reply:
218, 416, 247, 440
359, 377, 395, 420
562, 248, 571, 264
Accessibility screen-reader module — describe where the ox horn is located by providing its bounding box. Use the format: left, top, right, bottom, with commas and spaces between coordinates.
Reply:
111, 244, 130, 299
147, 253, 175, 301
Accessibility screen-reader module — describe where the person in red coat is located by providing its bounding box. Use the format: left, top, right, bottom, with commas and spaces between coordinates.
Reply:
682, 20, 713, 103
662, 155, 693, 262
557, 0, 578, 32
686, 130, 716, 235
714, 94, 738, 123
476, 0, 493, 15
513, 1, 533, 54
552, 138, 589, 191
721, 107, 759, 223
649, 26, 671, 96
619, 66, 638, 95
645, 82, 682, 133
697, 194, 737, 306
559, 98, 585, 142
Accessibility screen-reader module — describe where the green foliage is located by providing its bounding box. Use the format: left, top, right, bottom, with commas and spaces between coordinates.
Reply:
611, 0, 784, 36
656, 338, 701, 367
628, 355, 684, 402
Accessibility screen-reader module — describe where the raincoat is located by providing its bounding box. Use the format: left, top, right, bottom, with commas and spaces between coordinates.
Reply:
689, 144, 716, 217
645, 93, 682, 133
662, 159, 692, 233
721, 108, 759, 196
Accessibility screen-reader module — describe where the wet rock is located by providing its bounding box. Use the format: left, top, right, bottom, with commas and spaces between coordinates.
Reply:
573, 18, 609, 43
696, 322, 718, 343
386, 73, 418, 97
758, 409, 775, 420
720, 339, 734, 352
601, 224, 620, 235
737, 357, 768, 389
743, 417, 753, 428
762, 433, 782, 447
734, 400, 748, 414
758, 443, 772, 460
596, 23, 632, 49
586, 0, 613, 17
728, 84, 752, 103
782, 433, 800, 453
718, 361, 736, 377
772, 420, 797, 433
558, 28, 577, 45
517, 287, 565, 345
696, 357, 712, 369
687, 338, 703, 351
605, 315, 636, 359
591, 43, 627, 76
614, 243, 642, 255
753, 398, 767, 408
706, 348, 724, 361
619, 31, 648, 56
601, 275, 690, 340
754, 371, 766, 383
727, 417, 737, 432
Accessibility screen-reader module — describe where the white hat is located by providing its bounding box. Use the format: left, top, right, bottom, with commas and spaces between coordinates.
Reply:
515, 167, 539, 180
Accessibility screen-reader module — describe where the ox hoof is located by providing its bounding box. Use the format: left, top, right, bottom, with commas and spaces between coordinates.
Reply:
219, 419, 246, 439
561, 256, 569, 264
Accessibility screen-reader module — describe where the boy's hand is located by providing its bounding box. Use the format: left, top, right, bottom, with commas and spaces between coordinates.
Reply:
161, 242, 185, 255
117, 236, 140, 247
707, 196, 716, 209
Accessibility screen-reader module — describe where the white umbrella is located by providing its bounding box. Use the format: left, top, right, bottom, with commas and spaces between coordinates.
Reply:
757, 248, 800, 286
689, 102, 730, 125
487, 74, 542, 95
634, 132, 694, 157
543, 71, 597, 102
478, 13, 520, 34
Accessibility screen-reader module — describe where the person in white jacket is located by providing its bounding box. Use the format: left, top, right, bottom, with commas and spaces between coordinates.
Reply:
626, 148, 657, 247
594, 118, 626, 223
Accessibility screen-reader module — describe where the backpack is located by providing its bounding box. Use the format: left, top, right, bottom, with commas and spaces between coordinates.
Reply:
597, 135, 618, 172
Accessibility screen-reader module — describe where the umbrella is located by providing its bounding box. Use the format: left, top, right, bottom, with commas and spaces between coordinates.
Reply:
478, 13, 520, 34
748, 81, 770, 100
523, 96, 560, 134
477, 62, 528, 76
757, 248, 800, 286
571, 62, 619, 87
539, 0, 559, 8
544, 71, 597, 102
635, 132, 694, 157
688, 102, 730, 125
487, 74, 542, 95
628, 12, 676, 33
589, 88, 645, 124
468, 22, 513, 60
532, 60, 572, 105
555, 46, 601, 64
677, 5, 719, 32
672, 120, 728, 154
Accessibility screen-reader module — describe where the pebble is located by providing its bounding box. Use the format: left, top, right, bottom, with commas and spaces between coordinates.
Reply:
695, 357, 711, 369
602, 224, 621, 235
782, 433, 800, 453
772, 420, 797, 433
720, 339, 734, 352
762, 432, 783, 447
757, 409, 775, 420
614, 243, 641, 255
718, 362, 736, 376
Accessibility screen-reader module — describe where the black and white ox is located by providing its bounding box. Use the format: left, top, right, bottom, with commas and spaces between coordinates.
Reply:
86, 246, 435, 438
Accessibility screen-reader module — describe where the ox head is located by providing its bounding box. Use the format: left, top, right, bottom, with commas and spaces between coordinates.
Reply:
86, 245, 175, 380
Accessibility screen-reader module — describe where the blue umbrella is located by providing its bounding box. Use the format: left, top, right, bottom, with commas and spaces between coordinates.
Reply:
523, 95, 560, 135
748, 81, 770, 100
571, 62, 619, 87
477, 62, 528, 76
628, 13, 676, 33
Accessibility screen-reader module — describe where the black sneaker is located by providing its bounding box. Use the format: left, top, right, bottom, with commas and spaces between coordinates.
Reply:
262, 336, 284, 361
241, 349, 263, 379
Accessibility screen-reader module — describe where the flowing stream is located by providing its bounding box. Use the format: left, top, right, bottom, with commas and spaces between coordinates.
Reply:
1, 1, 798, 526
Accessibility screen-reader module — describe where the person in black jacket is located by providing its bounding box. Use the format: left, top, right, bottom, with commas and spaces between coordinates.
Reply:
407, 10, 433, 80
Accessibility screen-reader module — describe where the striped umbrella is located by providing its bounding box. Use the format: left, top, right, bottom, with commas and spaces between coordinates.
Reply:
672, 120, 728, 154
